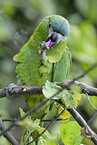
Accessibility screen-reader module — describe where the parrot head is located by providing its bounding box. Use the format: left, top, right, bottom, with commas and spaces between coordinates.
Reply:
39, 18, 70, 60
48, 20, 70, 37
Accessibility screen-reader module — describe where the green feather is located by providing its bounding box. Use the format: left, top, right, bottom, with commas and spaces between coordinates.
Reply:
13, 15, 71, 110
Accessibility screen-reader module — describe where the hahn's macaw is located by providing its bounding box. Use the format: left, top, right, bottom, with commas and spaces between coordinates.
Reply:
13, 15, 71, 111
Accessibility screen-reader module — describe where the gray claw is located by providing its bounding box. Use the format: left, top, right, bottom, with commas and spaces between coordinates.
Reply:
6, 83, 18, 99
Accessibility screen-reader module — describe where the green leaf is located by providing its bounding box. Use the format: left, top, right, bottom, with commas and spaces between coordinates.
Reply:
19, 108, 35, 144
73, 94, 81, 107
19, 107, 25, 117
20, 119, 40, 144
20, 117, 59, 144
43, 80, 62, 99
19, 108, 40, 129
61, 90, 75, 108
60, 121, 82, 145
45, 133, 59, 145
43, 81, 75, 108
0, 136, 10, 145
38, 138, 47, 145
22, 129, 35, 145
36, 126, 59, 145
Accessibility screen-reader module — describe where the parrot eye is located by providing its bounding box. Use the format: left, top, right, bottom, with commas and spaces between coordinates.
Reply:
48, 22, 52, 29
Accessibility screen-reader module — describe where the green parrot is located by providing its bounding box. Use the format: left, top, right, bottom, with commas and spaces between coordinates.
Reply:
13, 15, 71, 112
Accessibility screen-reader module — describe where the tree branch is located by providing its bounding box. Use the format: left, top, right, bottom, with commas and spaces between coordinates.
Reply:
0, 85, 97, 144
0, 63, 97, 98
0, 80, 97, 99
0, 63, 96, 144
0, 85, 42, 99
67, 108, 97, 144
0, 118, 19, 145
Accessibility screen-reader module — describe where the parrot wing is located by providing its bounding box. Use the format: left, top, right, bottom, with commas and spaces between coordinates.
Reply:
53, 48, 71, 82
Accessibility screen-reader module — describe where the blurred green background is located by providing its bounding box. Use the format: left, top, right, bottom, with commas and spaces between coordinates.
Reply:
0, 0, 97, 144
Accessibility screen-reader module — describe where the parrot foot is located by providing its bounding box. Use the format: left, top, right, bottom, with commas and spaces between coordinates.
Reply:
6, 83, 18, 99
38, 39, 55, 61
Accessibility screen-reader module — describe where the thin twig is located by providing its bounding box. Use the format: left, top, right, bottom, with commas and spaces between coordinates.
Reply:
0, 118, 19, 145
71, 63, 97, 82
41, 118, 66, 122
86, 93, 97, 110
86, 113, 97, 126
2, 118, 17, 122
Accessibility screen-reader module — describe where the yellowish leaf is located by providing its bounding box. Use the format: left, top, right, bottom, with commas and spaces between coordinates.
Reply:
58, 107, 71, 123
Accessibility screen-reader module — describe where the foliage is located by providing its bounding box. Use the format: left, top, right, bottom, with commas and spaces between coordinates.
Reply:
19, 108, 59, 145
60, 121, 82, 145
